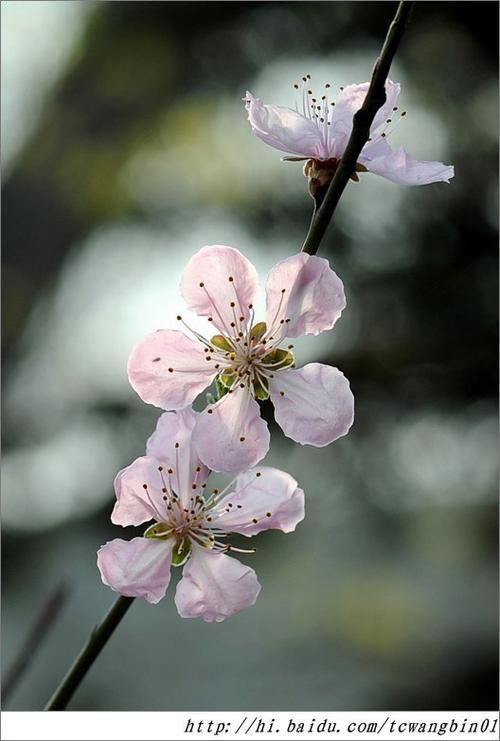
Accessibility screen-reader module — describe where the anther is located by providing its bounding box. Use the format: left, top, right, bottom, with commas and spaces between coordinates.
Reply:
279, 391, 285, 397
158, 466, 163, 471
175, 442, 179, 448
199, 282, 204, 287
230, 301, 235, 307
240, 437, 246, 442
168, 468, 173, 474
248, 304, 253, 309
237, 504, 242, 509
168, 367, 173, 372
228, 276, 234, 282
196, 466, 201, 472
163, 496, 167, 501
281, 288, 286, 293
401, 111, 407, 116
142, 483, 148, 489
152, 357, 161, 362
252, 518, 258, 523
293, 83, 299, 90
176, 315, 182, 321
207, 409, 213, 414
162, 487, 167, 493
192, 484, 197, 490
256, 472, 261, 477
266, 512, 272, 517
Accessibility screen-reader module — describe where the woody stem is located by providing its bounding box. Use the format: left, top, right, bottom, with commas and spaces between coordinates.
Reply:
301, 0, 415, 256
44, 595, 134, 711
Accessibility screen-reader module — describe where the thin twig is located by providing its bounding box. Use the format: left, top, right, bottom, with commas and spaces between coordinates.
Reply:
44, 595, 134, 711
2, 581, 70, 704
302, 0, 415, 255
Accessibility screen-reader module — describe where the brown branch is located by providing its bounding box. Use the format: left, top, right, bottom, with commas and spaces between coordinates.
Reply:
2, 581, 70, 704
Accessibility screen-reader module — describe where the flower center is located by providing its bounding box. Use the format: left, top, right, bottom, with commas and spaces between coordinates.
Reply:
210, 322, 294, 400
141, 465, 261, 563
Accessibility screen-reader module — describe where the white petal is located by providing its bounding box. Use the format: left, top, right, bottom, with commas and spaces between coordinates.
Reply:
127, 329, 216, 411
193, 387, 270, 473
97, 537, 173, 604
180, 245, 258, 335
146, 409, 209, 501
270, 363, 354, 446
265, 252, 345, 338
245, 91, 327, 158
365, 145, 455, 185
212, 466, 305, 536
175, 547, 261, 622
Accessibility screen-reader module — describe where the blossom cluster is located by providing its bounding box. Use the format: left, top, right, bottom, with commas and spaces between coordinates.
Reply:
98, 78, 453, 622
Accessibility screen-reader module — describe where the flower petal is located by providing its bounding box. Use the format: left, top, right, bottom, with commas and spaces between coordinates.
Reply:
180, 245, 258, 335
146, 409, 209, 500
127, 329, 216, 410
270, 363, 354, 446
97, 537, 173, 604
265, 252, 345, 338
363, 145, 455, 185
330, 80, 401, 154
112, 455, 169, 526
193, 386, 270, 473
175, 547, 260, 622
245, 91, 327, 158
212, 466, 305, 536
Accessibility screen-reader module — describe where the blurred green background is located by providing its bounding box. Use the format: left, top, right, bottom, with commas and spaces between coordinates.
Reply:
2, 1, 498, 711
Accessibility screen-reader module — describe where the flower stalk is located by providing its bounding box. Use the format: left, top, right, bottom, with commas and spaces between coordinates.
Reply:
301, 0, 415, 256
44, 595, 134, 711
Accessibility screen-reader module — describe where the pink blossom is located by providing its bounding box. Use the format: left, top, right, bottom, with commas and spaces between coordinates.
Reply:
128, 245, 354, 473
245, 79, 454, 185
97, 409, 305, 622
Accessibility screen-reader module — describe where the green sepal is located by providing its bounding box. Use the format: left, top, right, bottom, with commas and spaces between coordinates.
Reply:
218, 371, 236, 390
261, 348, 294, 370
215, 375, 231, 398
253, 376, 269, 400
250, 322, 267, 343
144, 521, 172, 540
211, 334, 233, 352
171, 538, 191, 567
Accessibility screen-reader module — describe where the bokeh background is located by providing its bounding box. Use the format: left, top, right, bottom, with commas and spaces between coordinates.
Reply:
2, 1, 498, 712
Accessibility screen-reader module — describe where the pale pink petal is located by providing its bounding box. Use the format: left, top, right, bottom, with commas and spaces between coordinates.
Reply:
127, 329, 216, 410
180, 245, 258, 335
265, 252, 345, 338
212, 466, 305, 536
270, 363, 354, 446
245, 91, 327, 158
330, 80, 401, 155
112, 456, 168, 527
193, 386, 270, 473
364, 145, 455, 185
146, 409, 209, 500
359, 134, 393, 161
174, 547, 260, 622
97, 537, 173, 604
